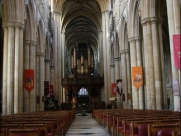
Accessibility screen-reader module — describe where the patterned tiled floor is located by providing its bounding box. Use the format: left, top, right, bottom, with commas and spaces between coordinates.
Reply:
65, 113, 110, 136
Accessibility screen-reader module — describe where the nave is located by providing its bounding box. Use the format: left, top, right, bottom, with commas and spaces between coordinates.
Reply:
66, 113, 110, 136
0, 108, 180, 136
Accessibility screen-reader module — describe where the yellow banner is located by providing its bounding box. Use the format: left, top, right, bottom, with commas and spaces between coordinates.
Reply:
132, 66, 143, 89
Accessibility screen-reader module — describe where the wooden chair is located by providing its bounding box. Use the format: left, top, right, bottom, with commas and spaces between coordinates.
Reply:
148, 124, 180, 136
130, 120, 156, 136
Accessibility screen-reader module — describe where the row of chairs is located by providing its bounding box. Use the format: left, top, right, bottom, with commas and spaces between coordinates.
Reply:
93, 109, 180, 136
0, 110, 75, 136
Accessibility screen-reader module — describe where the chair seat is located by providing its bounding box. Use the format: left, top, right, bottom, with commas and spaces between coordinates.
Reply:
47, 133, 52, 136
138, 124, 148, 136
157, 130, 172, 136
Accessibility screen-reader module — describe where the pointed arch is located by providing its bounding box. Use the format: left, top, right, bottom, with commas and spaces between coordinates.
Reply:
37, 19, 46, 53
24, 0, 36, 42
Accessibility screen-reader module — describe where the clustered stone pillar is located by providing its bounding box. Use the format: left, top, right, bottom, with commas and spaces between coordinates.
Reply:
141, 17, 164, 110
101, 11, 109, 103
2, 22, 24, 115
151, 17, 163, 110
29, 42, 36, 112
125, 49, 132, 109
129, 38, 139, 109
114, 57, 122, 108
135, 37, 144, 109
23, 41, 36, 113
2, 25, 8, 114
166, 0, 180, 112
98, 31, 103, 76
39, 52, 45, 111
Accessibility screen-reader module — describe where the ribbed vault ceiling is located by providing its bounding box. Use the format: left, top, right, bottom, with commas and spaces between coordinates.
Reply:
61, 0, 102, 53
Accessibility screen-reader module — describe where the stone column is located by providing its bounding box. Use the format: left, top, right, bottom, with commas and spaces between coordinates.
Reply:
141, 21, 150, 109
36, 53, 40, 111
119, 55, 123, 108
102, 11, 108, 103
125, 50, 132, 109
146, 19, 156, 110
2, 25, 8, 115
129, 38, 139, 109
23, 42, 30, 112
115, 57, 121, 108
29, 43, 36, 112
120, 50, 128, 108
14, 26, 20, 114
106, 12, 111, 101
166, 0, 180, 111
18, 27, 24, 113
7, 23, 15, 114
39, 52, 45, 111
135, 37, 144, 109
98, 31, 103, 76
151, 17, 163, 110
57, 14, 62, 108
158, 18, 167, 109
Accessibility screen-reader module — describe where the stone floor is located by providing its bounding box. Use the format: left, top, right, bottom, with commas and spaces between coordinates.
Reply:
65, 113, 110, 136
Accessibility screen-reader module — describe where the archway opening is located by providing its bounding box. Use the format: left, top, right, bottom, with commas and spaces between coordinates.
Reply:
77, 87, 89, 105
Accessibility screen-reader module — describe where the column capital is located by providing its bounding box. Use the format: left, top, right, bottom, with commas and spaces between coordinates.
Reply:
135, 36, 142, 41
150, 17, 161, 24
128, 37, 136, 42
24, 40, 37, 46
53, 11, 61, 15
120, 49, 129, 54
129, 36, 142, 42
141, 18, 151, 25
141, 17, 162, 25
102, 10, 109, 14
2, 22, 24, 29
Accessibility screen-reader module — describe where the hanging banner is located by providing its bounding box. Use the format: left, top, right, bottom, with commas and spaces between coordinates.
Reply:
173, 34, 181, 70
116, 79, 122, 95
44, 81, 49, 96
132, 66, 143, 89
24, 69, 34, 92
50, 85, 54, 97
112, 83, 117, 96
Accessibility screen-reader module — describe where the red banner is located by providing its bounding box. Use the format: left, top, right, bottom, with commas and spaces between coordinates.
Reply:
24, 70, 34, 92
132, 66, 143, 89
173, 34, 181, 70
112, 83, 117, 96
50, 85, 54, 97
